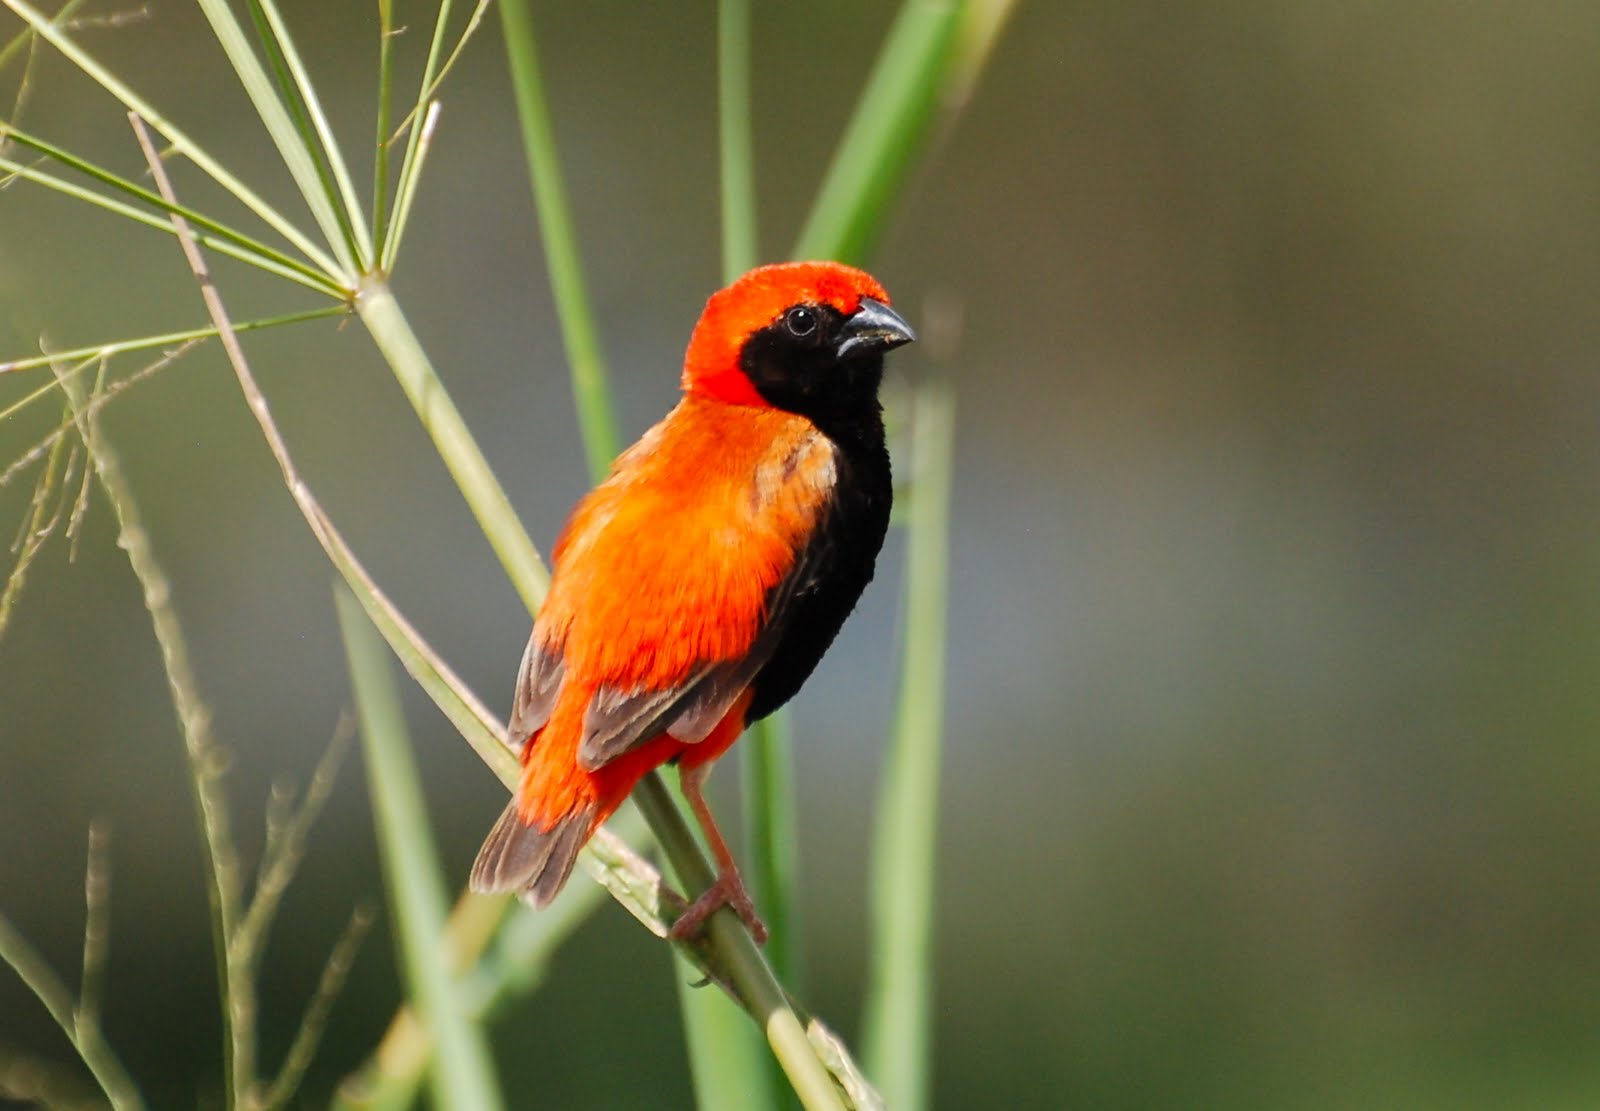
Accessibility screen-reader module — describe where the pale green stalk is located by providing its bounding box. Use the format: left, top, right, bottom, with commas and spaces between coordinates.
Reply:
354, 276, 550, 613
861, 381, 955, 1110
336, 587, 506, 1111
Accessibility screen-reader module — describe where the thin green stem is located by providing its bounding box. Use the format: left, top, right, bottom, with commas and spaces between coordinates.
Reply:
0, 307, 345, 378
498, 0, 620, 476
741, 713, 801, 986
193, 0, 360, 275
370, 0, 396, 256
336, 587, 506, 1111
718, 0, 758, 278
378, 0, 453, 266
242, 0, 372, 267
861, 380, 954, 1111
1, 0, 347, 281
0, 133, 346, 297
0, 912, 145, 1110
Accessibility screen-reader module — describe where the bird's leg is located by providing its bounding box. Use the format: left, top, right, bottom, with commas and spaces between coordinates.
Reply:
669, 762, 769, 945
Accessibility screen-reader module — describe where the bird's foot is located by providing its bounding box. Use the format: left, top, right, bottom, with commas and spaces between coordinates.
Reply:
669, 872, 769, 945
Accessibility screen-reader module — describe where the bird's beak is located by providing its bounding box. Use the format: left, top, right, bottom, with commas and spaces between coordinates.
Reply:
834, 298, 916, 361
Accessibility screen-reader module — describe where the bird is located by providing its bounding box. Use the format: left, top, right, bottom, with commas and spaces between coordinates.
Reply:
470, 261, 915, 942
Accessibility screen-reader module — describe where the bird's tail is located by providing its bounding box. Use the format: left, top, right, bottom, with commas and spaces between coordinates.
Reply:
469, 801, 592, 907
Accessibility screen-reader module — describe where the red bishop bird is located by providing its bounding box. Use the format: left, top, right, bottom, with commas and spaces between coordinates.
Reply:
471, 261, 915, 941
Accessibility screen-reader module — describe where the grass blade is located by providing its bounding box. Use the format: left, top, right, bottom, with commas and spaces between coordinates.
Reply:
335, 585, 506, 1111
861, 379, 954, 1110
192, 0, 360, 274
497, 0, 620, 476
0, 133, 346, 296
241, 0, 372, 266
1, 0, 347, 282
370, 0, 396, 254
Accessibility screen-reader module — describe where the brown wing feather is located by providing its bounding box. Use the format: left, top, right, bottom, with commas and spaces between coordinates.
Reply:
508, 634, 564, 744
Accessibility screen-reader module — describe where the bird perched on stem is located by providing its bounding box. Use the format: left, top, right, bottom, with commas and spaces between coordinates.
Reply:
471, 261, 915, 942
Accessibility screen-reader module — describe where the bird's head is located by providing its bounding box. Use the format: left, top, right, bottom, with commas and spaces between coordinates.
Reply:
682, 261, 915, 415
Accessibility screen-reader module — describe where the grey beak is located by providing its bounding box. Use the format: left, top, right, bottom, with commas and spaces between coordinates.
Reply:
834, 297, 916, 361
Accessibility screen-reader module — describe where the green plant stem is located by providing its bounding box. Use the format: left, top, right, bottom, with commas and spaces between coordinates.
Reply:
0, 913, 145, 1111
792, 0, 961, 263
51, 312, 253, 1109
498, 0, 620, 475
336, 587, 506, 1111
354, 276, 550, 612
718, 0, 758, 277
635, 777, 846, 1111
861, 380, 954, 1111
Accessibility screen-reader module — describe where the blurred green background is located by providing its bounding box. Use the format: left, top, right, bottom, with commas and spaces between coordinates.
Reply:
5, 2, 1600, 1107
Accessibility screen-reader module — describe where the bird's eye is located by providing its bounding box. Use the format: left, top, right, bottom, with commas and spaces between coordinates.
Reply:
784, 306, 818, 338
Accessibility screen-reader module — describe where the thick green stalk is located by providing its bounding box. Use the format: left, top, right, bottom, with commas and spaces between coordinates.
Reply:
498, 0, 620, 475
354, 276, 549, 613
861, 381, 954, 1110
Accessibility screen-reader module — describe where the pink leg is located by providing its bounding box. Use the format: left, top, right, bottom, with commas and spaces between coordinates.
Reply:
668, 762, 768, 945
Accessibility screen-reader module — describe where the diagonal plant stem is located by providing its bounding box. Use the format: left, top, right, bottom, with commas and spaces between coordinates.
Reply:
792, 0, 1017, 264
0, 906, 144, 1111
259, 904, 375, 1111
0, 309, 344, 378
0, 133, 345, 297
353, 275, 550, 613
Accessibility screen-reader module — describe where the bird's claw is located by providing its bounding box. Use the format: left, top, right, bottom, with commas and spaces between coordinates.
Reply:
670, 873, 769, 945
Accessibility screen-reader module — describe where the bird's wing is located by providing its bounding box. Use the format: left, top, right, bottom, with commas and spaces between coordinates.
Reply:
575, 531, 826, 770
507, 633, 565, 745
